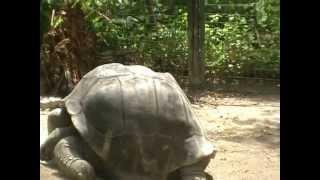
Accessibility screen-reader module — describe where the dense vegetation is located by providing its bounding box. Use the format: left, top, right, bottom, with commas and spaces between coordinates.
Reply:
40, 0, 279, 95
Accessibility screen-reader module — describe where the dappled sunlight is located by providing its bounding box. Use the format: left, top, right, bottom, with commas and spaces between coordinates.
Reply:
41, 0, 279, 179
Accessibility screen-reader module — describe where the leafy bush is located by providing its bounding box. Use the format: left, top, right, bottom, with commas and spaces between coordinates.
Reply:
205, 0, 279, 78
41, 0, 280, 86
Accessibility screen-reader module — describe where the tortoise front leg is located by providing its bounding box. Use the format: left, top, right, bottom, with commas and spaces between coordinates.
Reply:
41, 107, 74, 161
180, 156, 211, 180
53, 136, 96, 180
40, 127, 77, 161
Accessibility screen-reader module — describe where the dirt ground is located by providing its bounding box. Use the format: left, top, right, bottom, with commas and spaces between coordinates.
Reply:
40, 87, 280, 180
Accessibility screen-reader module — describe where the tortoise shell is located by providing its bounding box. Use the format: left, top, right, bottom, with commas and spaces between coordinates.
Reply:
64, 63, 215, 177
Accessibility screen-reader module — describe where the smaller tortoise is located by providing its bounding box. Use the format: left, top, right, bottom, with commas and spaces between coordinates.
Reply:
40, 63, 216, 180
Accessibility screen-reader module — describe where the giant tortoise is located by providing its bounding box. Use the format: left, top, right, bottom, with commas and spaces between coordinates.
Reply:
40, 63, 216, 180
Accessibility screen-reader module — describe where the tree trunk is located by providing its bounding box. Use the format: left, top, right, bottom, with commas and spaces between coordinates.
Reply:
188, 0, 205, 88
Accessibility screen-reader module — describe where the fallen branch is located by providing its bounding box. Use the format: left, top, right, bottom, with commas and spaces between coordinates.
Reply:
40, 97, 64, 110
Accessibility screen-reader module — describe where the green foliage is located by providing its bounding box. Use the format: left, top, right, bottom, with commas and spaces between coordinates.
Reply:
205, 0, 279, 78
76, 1, 189, 76
41, 0, 280, 80
40, 0, 70, 38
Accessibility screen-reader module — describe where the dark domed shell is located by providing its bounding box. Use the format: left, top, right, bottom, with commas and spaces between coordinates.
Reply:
65, 63, 215, 171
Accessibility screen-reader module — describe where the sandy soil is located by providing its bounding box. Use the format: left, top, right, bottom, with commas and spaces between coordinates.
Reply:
40, 90, 280, 180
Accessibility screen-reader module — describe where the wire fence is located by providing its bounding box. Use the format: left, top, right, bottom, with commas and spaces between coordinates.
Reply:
41, 1, 279, 95
95, 7, 279, 81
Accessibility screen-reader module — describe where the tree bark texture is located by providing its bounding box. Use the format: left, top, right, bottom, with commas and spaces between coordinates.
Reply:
188, 0, 205, 88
